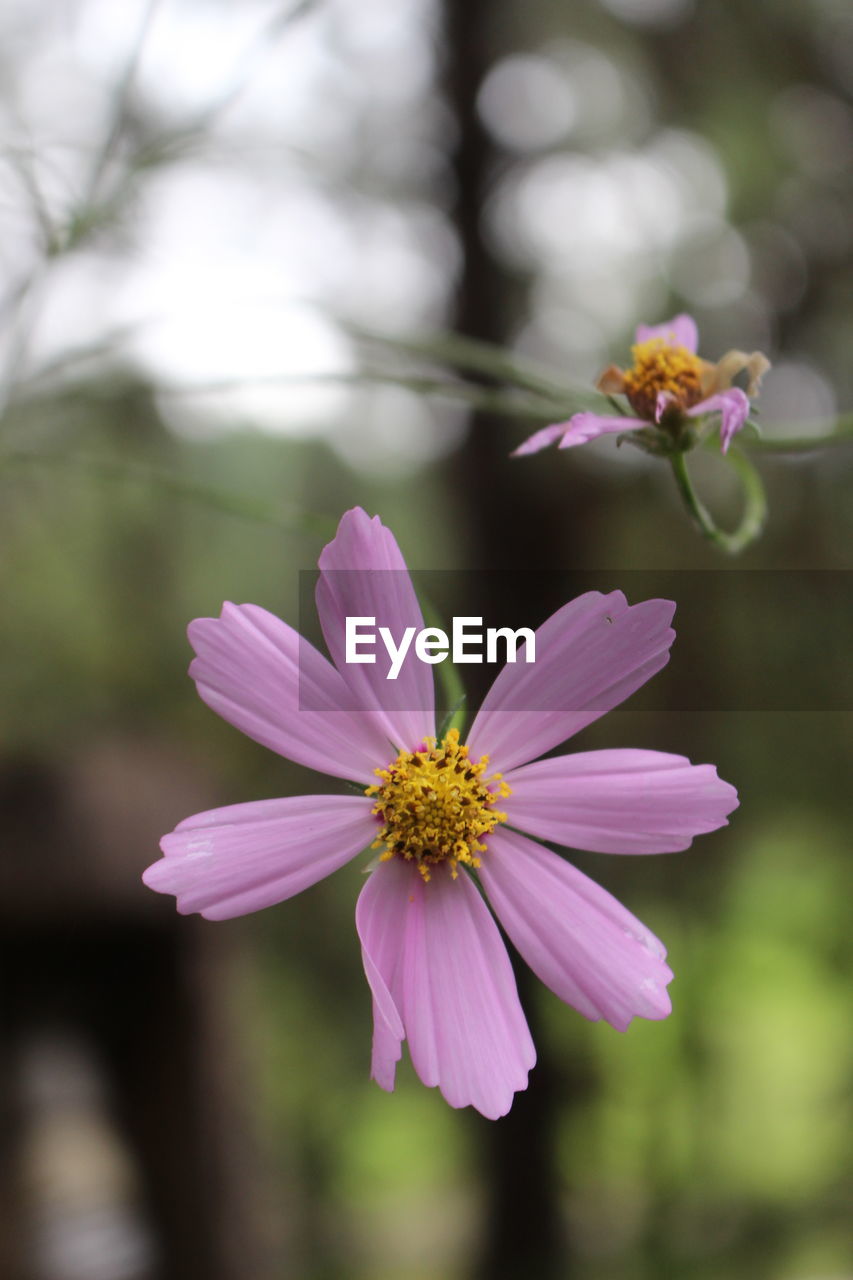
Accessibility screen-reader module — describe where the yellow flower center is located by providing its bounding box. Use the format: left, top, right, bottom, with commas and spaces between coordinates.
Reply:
622, 338, 705, 420
366, 727, 510, 882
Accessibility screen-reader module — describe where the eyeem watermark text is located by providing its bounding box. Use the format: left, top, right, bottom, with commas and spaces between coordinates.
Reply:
345, 616, 536, 680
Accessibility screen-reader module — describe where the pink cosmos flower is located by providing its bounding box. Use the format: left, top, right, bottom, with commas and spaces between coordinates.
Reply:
143, 508, 738, 1119
514, 314, 770, 458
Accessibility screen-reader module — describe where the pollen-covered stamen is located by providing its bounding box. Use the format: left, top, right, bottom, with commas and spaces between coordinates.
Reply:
622, 337, 705, 420
366, 727, 510, 882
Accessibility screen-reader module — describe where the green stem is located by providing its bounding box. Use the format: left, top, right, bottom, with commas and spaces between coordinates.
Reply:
419, 591, 469, 736
669, 447, 767, 555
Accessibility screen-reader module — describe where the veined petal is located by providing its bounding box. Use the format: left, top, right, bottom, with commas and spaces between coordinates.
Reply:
504, 749, 739, 853
356, 858, 535, 1119
635, 314, 698, 354
556, 413, 647, 448
688, 387, 750, 453
144, 794, 376, 920
481, 828, 673, 1031
188, 603, 395, 784
356, 862, 408, 1092
467, 591, 675, 775
316, 508, 435, 752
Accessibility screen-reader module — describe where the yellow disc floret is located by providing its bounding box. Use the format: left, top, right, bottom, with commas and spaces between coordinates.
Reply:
622, 337, 705, 420
366, 727, 510, 882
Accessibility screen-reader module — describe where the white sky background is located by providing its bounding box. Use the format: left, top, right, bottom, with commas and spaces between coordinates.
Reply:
1, 0, 466, 474
0, 0, 843, 475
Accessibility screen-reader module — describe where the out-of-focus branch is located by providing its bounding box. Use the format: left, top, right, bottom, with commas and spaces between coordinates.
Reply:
157, 370, 570, 420
346, 321, 603, 407
78, 0, 163, 216
0, 448, 334, 536
741, 417, 853, 453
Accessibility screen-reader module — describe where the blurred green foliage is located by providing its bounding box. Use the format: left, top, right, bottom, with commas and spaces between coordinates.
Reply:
5, 374, 849, 1278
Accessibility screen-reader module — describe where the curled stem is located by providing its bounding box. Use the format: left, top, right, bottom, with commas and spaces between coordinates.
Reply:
669, 447, 767, 555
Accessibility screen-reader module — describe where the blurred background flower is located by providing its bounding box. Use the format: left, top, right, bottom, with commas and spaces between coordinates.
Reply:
1, 0, 851, 1278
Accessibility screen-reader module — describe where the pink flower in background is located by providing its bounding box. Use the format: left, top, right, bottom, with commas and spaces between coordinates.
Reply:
143, 508, 738, 1119
514, 314, 770, 458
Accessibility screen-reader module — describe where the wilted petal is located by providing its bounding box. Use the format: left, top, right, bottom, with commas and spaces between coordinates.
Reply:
655, 389, 677, 421
689, 387, 750, 453
144, 794, 376, 920
514, 414, 648, 455
357, 858, 535, 1119
511, 422, 572, 457
188, 603, 395, 783
714, 349, 771, 397
595, 364, 628, 395
556, 413, 647, 448
481, 829, 673, 1030
635, 314, 698, 353
504, 748, 739, 853
467, 591, 675, 774
317, 508, 435, 752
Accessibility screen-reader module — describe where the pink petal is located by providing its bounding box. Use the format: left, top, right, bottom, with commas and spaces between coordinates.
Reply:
144, 794, 376, 920
556, 413, 647, 447
316, 508, 435, 752
355, 857, 409, 1093
635, 314, 698, 354
356, 858, 535, 1119
504, 748, 739, 853
688, 388, 750, 453
511, 422, 572, 456
187, 602, 395, 784
481, 828, 673, 1031
467, 592, 675, 774
655, 389, 676, 421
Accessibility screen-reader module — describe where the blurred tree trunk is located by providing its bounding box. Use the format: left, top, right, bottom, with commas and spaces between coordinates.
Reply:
441, 2, 598, 1275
